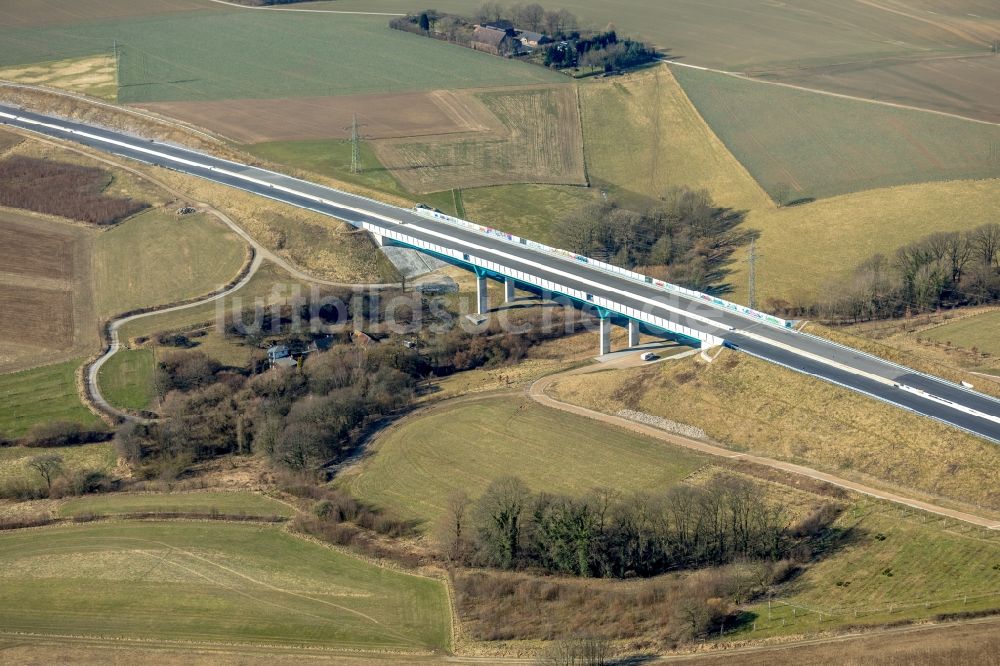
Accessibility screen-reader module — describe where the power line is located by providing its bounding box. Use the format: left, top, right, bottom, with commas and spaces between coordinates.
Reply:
350, 114, 361, 174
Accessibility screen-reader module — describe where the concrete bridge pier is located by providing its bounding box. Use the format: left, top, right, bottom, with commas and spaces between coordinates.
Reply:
598, 310, 612, 356
504, 277, 516, 303
476, 270, 489, 315
628, 319, 641, 348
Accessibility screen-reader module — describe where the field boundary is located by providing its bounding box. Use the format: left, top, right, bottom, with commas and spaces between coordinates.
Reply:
663, 59, 1000, 129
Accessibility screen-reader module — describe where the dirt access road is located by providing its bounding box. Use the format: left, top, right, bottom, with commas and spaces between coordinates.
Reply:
530, 351, 1000, 530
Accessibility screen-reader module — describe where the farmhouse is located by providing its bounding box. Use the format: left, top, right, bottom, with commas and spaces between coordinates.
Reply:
470, 25, 517, 56
517, 30, 549, 48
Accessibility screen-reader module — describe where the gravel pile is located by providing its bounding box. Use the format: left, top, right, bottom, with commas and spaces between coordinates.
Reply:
617, 409, 707, 440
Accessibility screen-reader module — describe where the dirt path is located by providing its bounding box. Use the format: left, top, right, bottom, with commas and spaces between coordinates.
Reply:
205, 0, 405, 16
662, 59, 1000, 128
11, 130, 400, 423
528, 359, 1000, 530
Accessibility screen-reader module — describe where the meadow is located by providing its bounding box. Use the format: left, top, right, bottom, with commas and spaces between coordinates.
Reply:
580, 66, 770, 212
0, 9, 562, 103
737, 178, 1000, 304
549, 350, 1000, 513
671, 65, 1000, 202
0, 441, 114, 490
338, 396, 709, 525
116, 261, 305, 343
97, 348, 155, 412
736, 499, 1000, 637
92, 209, 247, 319
0, 360, 102, 438
921, 310, 1000, 357
0, 521, 450, 651
57, 490, 293, 518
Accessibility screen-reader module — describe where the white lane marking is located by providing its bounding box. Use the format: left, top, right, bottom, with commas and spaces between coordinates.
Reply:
0, 110, 733, 337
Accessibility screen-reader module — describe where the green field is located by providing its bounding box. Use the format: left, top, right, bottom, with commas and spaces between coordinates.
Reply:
93, 209, 246, 319
339, 396, 708, 524
738, 500, 1000, 637
0, 8, 562, 103
58, 491, 293, 518
117, 261, 304, 343
318, 0, 994, 72
244, 139, 411, 200
97, 348, 155, 412
921, 311, 1000, 357
0, 360, 102, 438
0, 521, 450, 651
0, 442, 115, 490
671, 65, 1000, 202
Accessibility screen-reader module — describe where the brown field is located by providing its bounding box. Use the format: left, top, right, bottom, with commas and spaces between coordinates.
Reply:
763, 53, 1000, 124
0, 0, 207, 28
136, 89, 500, 143
372, 84, 587, 193
0, 211, 97, 372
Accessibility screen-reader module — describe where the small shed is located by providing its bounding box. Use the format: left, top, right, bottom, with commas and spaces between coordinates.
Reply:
267, 344, 290, 363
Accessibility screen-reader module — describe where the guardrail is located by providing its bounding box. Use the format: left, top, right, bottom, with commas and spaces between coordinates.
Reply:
414, 208, 791, 329
366, 221, 725, 349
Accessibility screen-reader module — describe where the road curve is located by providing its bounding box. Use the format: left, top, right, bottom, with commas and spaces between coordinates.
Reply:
2, 105, 997, 442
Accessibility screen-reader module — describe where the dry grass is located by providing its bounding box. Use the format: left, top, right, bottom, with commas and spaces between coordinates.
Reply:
372, 84, 587, 193
549, 349, 1000, 512
579, 65, 771, 212
0, 55, 116, 101
137, 166, 392, 283
734, 178, 1000, 304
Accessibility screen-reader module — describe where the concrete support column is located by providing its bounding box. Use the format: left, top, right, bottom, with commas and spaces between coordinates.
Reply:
371, 232, 384, 247
628, 319, 640, 347
504, 277, 516, 303
476, 275, 489, 315
599, 316, 612, 356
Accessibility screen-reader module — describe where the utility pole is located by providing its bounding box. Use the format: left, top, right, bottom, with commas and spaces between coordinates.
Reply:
748, 237, 758, 310
350, 114, 361, 174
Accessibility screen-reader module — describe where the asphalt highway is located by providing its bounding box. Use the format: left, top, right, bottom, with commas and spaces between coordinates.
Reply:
3, 104, 998, 442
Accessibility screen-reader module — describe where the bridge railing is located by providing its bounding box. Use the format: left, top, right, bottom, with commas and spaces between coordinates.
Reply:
367, 221, 725, 349
414, 208, 791, 330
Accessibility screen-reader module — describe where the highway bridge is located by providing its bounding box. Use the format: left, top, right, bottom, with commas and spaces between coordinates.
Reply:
3, 104, 999, 443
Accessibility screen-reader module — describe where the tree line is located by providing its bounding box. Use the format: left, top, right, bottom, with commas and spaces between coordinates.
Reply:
794, 223, 1000, 322
440, 475, 839, 578
552, 187, 757, 295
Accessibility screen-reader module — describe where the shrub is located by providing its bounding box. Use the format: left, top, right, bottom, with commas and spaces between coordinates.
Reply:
21, 421, 109, 448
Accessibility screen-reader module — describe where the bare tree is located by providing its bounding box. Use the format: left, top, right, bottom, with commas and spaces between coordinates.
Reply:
27, 454, 64, 493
